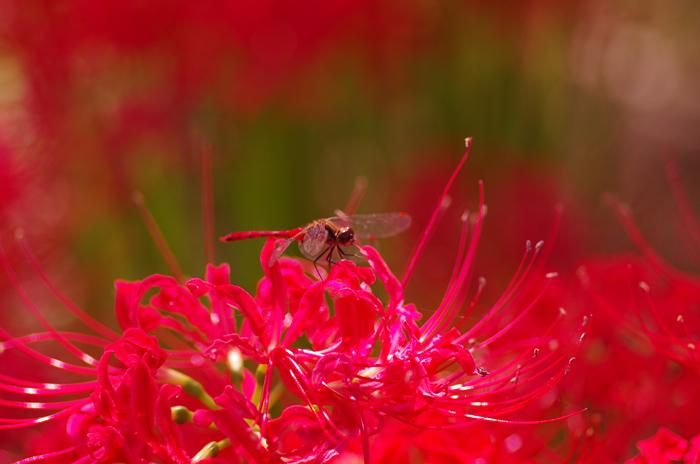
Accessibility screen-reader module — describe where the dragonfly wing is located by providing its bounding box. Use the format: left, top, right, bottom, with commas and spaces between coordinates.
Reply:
300, 223, 328, 258
268, 237, 295, 266
330, 212, 412, 239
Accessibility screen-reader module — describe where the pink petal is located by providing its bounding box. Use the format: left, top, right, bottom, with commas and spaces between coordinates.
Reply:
187, 278, 270, 349
154, 384, 189, 464
637, 427, 689, 463
685, 434, 700, 464
193, 386, 268, 462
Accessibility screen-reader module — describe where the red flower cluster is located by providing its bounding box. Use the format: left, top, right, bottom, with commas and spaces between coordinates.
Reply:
0, 144, 583, 463
2, 0, 421, 132
570, 158, 700, 462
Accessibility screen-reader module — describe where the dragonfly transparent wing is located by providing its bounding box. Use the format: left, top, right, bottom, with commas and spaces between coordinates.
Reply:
268, 229, 306, 266
329, 212, 412, 239
299, 222, 329, 259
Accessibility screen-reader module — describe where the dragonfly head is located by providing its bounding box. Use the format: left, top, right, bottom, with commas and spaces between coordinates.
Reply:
336, 227, 355, 246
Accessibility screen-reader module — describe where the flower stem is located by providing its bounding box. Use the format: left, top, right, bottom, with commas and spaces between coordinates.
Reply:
161, 368, 218, 410
252, 363, 268, 406
192, 438, 231, 462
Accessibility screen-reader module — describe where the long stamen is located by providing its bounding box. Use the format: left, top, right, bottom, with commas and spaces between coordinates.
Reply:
343, 175, 368, 217
464, 332, 584, 396
437, 203, 486, 329
12, 445, 82, 464
132, 191, 186, 284
578, 266, 647, 343
471, 274, 555, 349
664, 150, 700, 255
625, 268, 674, 360
429, 211, 475, 335
0, 237, 99, 367
606, 194, 700, 288
420, 181, 485, 342
16, 231, 120, 341
200, 141, 217, 266
453, 276, 486, 333
402, 138, 472, 288
457, 243, 546, 344
637, 282, 685, 350
0, 401, 90, 429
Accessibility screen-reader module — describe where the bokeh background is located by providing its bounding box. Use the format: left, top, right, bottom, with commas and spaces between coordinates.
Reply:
1, 0, 700, 461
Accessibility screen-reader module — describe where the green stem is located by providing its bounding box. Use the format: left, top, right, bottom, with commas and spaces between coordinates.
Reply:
161, 368, 219, 410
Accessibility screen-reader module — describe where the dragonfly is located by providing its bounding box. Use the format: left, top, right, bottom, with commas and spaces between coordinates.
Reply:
220, 212, 412, 271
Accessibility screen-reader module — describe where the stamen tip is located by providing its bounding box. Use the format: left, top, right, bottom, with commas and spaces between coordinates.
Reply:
546, 272, 559, 279
14, 228, 24, 240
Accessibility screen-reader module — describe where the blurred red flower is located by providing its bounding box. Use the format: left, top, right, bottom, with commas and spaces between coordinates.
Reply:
571, 157, 700, 462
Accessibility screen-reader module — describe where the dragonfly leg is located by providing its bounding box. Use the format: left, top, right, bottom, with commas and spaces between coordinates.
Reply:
337, 246, 359, 259
312, 246, 330, 279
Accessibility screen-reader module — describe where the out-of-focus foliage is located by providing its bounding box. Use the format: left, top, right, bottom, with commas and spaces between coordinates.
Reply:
1, 0, 697, 283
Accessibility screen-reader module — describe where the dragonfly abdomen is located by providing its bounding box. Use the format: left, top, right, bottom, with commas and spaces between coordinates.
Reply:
220, 228, 304, 242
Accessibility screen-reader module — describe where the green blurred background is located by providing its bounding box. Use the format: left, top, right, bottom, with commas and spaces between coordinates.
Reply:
1, 0, 699, 326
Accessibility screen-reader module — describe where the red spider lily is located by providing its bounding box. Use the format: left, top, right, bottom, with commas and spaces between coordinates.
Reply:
571, 155, 700, 462
0, 141, 583, 463
4, 0, 420, 117
2, 0, 422, 178
626, 427, 699, 464
335, 417, 564, 463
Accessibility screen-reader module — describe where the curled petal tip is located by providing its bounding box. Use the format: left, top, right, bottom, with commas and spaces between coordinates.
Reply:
185, 278, 209, 298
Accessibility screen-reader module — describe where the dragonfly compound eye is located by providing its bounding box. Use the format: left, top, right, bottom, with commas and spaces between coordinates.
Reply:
337, 227, 355, 246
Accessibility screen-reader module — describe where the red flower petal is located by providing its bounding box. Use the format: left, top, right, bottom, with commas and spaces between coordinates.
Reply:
636, 427, 689, 463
